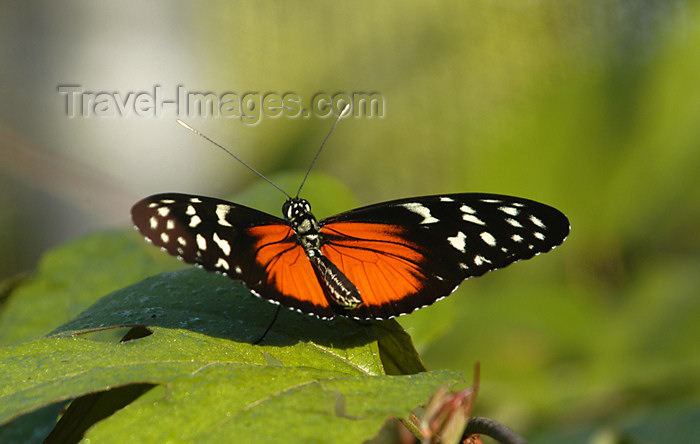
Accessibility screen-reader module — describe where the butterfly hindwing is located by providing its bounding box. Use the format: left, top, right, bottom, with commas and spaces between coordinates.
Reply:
318, 193, 570, 319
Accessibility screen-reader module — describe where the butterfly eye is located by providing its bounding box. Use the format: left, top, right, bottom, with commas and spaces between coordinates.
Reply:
282, 202, 293, 220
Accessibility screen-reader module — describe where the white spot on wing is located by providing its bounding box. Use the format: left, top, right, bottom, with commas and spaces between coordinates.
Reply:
190, 197, 202, 203
160, 199, 175, 204
499, 206, 519, 216
506, 218, 523, 228
157, 207, 170, 217
213, 232, 232, 256
216, 204, 233, 227
534, 231, 546, 240
149, 217, 158, 230
480, 198, 502, 204
511, 234, 524, 242
196, 233, 207, 250
439, 196, 454, 202
166, 219, 175, 230
160, 232, 169, 243
447, 231, 467, 252
189, 215, 202, 228
530, 215, 546, 229
185, 205, 196, 216
402, 202, 439, 224
460, 205, 476, 214
480, 231, 497, 246
463, 213, 485, 225
234, 266, 242, 274
215, 258, 230, 270
474, 255, 491, 266
177, 237, 187, 246
148, 202, 158, 208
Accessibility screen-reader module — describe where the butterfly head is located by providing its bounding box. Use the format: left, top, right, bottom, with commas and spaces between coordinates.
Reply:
282, 198, 313, 223
282, 198, 323, 252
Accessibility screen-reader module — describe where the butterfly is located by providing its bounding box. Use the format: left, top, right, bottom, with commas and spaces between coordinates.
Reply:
132, 190, 569, 320
132, 115, 569, 320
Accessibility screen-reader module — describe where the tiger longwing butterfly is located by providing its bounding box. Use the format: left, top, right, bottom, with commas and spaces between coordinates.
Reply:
132, 113, 569, 320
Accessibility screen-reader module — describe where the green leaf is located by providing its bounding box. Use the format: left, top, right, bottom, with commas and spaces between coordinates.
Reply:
53, 268, 391, 375
1, 268, 458, 442
0, 231, 183, 346
1, 325, 459, 443
45, 382, 155, 444
54, 268, 383, 374
0, 403, 64, 444
374, 320, 427, 376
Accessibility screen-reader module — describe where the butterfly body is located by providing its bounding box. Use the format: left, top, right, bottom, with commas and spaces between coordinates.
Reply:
283, 197, 363, 310
132, 192, 569, 320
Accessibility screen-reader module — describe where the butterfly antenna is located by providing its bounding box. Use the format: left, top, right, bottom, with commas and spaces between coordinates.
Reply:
295, 104, 351, 198
177, 119, 291, 199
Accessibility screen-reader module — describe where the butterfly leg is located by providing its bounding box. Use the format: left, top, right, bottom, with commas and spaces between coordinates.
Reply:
253, 305, 281, 345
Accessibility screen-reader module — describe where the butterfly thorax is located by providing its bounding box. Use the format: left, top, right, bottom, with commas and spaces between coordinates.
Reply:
282, 198, 323, 255
282, 198, 363, 309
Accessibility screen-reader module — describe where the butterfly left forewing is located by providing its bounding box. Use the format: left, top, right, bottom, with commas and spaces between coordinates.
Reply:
131, 193, 280, 275
131, 193, 336, 318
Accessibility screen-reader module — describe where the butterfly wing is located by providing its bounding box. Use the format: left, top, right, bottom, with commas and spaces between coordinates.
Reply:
319, 193, 570, 319
131, 193, 336, 318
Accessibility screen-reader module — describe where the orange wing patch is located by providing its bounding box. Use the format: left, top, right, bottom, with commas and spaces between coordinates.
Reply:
246, 224, 331, 313
321, 222, 429, 314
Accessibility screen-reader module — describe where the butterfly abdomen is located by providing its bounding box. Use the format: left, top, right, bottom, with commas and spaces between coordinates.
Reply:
309, 254, 363, 309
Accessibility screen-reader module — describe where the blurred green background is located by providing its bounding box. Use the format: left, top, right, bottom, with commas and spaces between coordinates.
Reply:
1, 1, 698, 442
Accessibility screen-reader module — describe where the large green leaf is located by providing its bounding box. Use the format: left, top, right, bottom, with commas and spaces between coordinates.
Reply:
1, 325, 459, 443
53, 269, 391, 375
1, 268, 457, 442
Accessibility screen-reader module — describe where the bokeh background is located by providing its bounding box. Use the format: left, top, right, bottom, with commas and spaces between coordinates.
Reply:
1, 2, 698, 442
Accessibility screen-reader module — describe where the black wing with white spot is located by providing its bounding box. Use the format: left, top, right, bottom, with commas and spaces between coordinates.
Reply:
131, 192, 286, 282
316, 193, 570, 318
